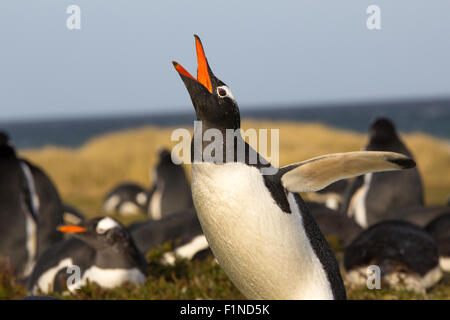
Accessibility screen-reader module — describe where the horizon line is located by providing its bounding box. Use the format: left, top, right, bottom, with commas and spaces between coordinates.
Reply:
2, 95, 449, 124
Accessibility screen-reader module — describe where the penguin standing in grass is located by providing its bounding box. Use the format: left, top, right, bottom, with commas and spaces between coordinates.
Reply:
344, 220, 442, 292
0, 131, 65, 278
172, 35, 416, 299
102, 148, 192, 218
27, 217, 146, 294
0, 131, 38, 277
343, 117, 424, 228
20, 160, 64, 257
102, 183, 150, 216
385, 205, 450, 227
147, 148, 193, 220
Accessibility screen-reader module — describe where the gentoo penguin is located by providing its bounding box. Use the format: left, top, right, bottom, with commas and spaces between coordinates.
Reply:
128, 207, 209, 264
344, 220, 442, 293
305, 180, 349, 211
0, 132, 64, 278
385, 205, 450, 227
307, 202, 363, 248
27, 217, 146, 294
147, 148, 193, 220
19, 159, 64, 257
0, 131, 39, 277
172, 35, 415, 299
343, 117, 424, 228
102, 182, 150, 216
425, 212, 450, 272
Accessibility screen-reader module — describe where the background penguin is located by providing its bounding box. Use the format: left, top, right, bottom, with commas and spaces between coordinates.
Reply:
305, 180, 349, 211
128, 207, 210, 264
173, 35, 415, 300
307, 202, 363, 249
0, 131, 39, 278
344, 220, 442, 293
343, 117, 424, 228
147, 148, 193, 220
62, 203, 87, 225
425, 212, 450, 272
385, 205, 450, 227
102, 182, 150, 216
0, 131, 66, 278
27, 217, 146, 294
19, 159, 65, 258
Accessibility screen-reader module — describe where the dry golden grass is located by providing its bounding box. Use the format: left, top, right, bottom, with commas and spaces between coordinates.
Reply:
20, 120, 450, 217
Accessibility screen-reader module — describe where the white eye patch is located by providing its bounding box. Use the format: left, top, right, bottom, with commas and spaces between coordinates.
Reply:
96, 217, 119, 234
216, 85, 235, 101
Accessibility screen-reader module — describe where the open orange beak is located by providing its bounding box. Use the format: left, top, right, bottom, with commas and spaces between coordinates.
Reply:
58, 225, 87, 233
173, 35, 213, 93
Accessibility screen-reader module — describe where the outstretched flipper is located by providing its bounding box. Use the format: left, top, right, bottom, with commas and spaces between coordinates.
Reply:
281, 151, 415, 193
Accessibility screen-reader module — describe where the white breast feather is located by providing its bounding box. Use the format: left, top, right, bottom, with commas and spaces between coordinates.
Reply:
34, 259, 145, 294
81, 267, 145, 289
20, 161, 39, 277
162, 235, 210, 265
34, 258, 73, 294
149, 189, 162, 220
103, 195, 120, 213
119, 201, 141, 216
352, 173, 372, 228
191, 162, 333, 300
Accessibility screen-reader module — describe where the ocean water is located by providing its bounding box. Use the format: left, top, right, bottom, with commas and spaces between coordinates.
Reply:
1, 98, 449, 149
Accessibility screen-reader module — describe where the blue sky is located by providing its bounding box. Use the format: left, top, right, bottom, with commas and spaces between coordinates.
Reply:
0, 1, 449, 120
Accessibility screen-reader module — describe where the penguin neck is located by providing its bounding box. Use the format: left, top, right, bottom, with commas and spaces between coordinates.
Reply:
199, 116, 241, 136
190, 122, 270, 168
367, 137, 413, 157
0, 145, 16, 158
95, 242, 144, 270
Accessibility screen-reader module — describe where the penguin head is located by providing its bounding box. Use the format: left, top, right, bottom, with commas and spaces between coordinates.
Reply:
0, 131, 16, 157
157, 148, 172, 164
173, 35, 240, 131
58, 217, 131, 250
0, 131, 10, 145
368, 117, 399, 147
154, 147, 185, 183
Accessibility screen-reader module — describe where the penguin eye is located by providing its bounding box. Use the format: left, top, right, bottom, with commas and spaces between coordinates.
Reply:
216, 86, 235, 100
217, 88, 227, 97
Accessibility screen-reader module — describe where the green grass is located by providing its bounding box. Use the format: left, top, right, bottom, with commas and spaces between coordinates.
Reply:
1, 245, 244, 300
2, 244, 450, 300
